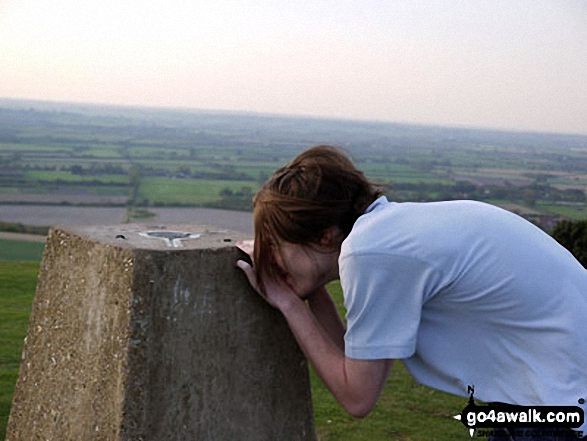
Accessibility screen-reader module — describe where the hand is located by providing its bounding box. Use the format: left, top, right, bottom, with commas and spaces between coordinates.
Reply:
236, 239, 260, 292
235, 239, 264, 297
235, 239, 254, 258
236, 240, 302, 311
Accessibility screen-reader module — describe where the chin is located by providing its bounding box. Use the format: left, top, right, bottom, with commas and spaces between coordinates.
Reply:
298, 292, 312, 300
297, 286, 317, 300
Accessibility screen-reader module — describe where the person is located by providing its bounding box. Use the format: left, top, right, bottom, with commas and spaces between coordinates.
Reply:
236, 145, 587, 440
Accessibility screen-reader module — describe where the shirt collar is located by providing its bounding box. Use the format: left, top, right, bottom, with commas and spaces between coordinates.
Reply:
364, 195, 389, 214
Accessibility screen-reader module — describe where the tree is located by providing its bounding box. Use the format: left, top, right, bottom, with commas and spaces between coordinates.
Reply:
219, 188, 234, 197
551, 219, 587, 268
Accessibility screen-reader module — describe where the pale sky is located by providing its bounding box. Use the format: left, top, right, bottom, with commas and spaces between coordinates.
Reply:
1, 0, 586, 135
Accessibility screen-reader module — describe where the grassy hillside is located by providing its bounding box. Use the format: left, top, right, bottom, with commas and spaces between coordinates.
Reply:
0, 239, 45, 261
0, 261, 38, 439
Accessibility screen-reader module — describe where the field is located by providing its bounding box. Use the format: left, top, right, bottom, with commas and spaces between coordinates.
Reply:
0, 239, 45, 261
0, 241, 475, 440
1, 99, 586, 232
0, 261, 38, 440
138, 177, 255, 206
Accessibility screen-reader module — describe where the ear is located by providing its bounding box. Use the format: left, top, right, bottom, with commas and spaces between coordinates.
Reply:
319, 226, 342, 247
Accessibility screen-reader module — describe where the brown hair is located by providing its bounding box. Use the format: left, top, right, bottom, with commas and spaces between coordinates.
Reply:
253, 145, 383, 290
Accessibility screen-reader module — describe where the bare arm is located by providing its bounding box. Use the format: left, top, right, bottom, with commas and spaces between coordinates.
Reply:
237, 259, 394, 418
307, 285, 346, 352
281, 295, 394, 418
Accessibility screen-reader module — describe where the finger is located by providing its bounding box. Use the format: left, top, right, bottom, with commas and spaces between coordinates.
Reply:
236, 240, 254, 257
236, 260, 260, 292
236, 240, 254, 250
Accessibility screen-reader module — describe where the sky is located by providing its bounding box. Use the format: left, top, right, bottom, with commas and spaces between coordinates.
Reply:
1, 0, 586, 135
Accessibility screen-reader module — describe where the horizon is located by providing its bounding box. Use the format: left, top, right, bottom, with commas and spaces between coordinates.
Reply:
1, 0, 586, 137
3, 96, 587, 139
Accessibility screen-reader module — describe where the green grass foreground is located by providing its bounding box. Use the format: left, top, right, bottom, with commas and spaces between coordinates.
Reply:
0, 239, 45, 262
0, 258, 474, 440
0, 261, 38, 439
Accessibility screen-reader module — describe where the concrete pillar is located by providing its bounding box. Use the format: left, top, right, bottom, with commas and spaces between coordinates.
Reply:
7, 224, 316, 441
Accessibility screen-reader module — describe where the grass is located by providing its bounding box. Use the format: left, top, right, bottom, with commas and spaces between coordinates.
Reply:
139, 177, 257, 205
535, 202, 587, 221
0, 261, 39, 439
0, 239, 45, 261
360, 163, 454, 186
0, 143, 68, 152
0, 249, 474, 440
25, 170, 128, 184
0, 188, 20, 194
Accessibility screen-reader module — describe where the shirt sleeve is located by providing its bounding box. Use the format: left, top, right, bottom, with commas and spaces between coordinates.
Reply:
340, 252, 438, 360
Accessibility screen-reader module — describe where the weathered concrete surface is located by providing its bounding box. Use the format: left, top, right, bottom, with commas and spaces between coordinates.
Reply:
7, 224, 316, 441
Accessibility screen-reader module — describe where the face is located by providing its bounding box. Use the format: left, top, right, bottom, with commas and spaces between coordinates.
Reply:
271, 240, 338, 299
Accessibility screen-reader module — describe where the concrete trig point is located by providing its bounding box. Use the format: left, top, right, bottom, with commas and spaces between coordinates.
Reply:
7, 224, 316, 440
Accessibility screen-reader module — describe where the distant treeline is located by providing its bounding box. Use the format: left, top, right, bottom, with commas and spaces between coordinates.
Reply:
551, 220, 587, 268
388, 180, 586, 205
0, 222, 49, 236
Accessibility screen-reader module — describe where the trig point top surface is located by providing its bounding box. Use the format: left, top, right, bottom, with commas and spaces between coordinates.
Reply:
57, 223, 250, 250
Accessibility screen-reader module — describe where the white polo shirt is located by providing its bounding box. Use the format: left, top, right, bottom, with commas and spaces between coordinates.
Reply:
340, 197, 587, 433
